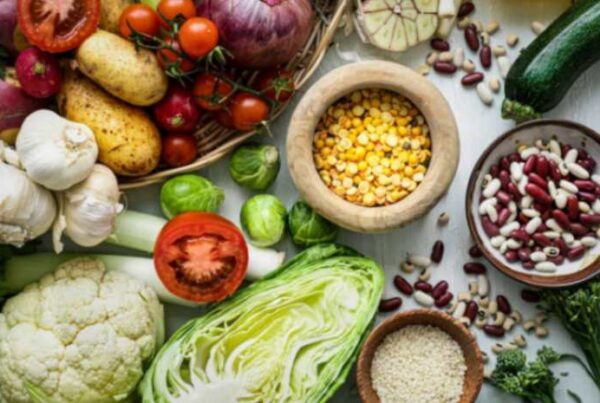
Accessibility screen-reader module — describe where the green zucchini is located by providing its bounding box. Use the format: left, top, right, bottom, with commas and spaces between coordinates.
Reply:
502, 0, 600, 123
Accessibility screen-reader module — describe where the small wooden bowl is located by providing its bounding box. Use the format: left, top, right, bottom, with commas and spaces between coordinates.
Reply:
356, 309, 483, 403
466, 119, 600, 287
286, 61, 459, 233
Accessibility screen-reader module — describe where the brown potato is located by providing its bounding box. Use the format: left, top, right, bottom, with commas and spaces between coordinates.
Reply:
58, 70, 161, 177
76, 30, 168, 106
100, 0, 133, 34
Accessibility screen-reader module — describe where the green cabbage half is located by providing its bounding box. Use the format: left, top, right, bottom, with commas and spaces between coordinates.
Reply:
140, 244, 384, 403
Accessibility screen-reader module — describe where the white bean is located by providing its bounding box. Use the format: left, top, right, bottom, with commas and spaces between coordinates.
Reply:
548, 181, 557, 198
414, 291, 434, 307
562, 232, 575, 245
549, 140, 561, 157
567, 162, 590, 179
543, 231, 560, 239
439, 50, 454, 62
506, 33, 519, 47
517, 176, 529, 195
479, 197, 497, 214
581, 236, 597, 248
530, 251, 547, 262
489, 77, 501, 93
564, 149, 578, 164
510, 162, 523, 181
555, 193, 568, 209
560, 180, 578, 194
478, 274, 489, 297
408, 254, 431, 269
462, 59, 476, 73
497, 56, 511, 78
486, 204, 499, 223
547, 152, 562, 166
521, 196, 533, 209
506, 239, 522, 249
579, 201, 591, 213
559, 162, 570, 176
522, 208, 540, 218
535, 261, 557, 273
519, 147, 540, 160
593, 199, 600, 214
476, 82, 493, 105
592, 174, 600, 186
483, 178, 501, 198
543, 246, 560, 258
492, 45, 506, 57
499, 241, 509, 254
545, 219, 563, 233
536, 326, 549, 338
453, 301, 467, 318
531, 20, 546, 35
508, 201, 517, 213
525, 217, 542, 234
453, 47, 464, 66
490, 235, 506, 248
500, 221, 520, 236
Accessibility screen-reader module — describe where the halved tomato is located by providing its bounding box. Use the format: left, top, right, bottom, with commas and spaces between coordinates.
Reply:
17, 0, 100, 53
154, 212, 248, 303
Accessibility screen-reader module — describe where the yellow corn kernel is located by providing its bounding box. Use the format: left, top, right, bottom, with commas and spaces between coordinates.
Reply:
373, 165, 384, 176
355, 147, 366, 158
357, 133, 369, 146
358, 161, 368, 171
363, 193, 376, 206
367, 155, 379, 166
320, 147, 332, 156
358, 181, 370, 194
327, 156, 337, 165
404, 166, 414, 177
411, 126, 422, 136
408, 154, 419, 166
346, 163, 359, 175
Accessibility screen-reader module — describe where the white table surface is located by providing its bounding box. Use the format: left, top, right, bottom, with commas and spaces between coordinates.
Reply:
47, 0, 600, 401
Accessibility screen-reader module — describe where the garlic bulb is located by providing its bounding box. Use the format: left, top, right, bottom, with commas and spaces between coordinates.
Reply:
16, 109, 98, 191
53, 164, 123, 253
0, 161, 57, 246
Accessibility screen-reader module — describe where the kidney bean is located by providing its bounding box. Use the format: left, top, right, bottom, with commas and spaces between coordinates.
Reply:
414, 281, 433, 293
489, 164, 500, 178
463, 262, 486, 274
517, 247, 531, 262
525, 184, 553, 205
574, 180, 596, 192
496, 295, 512, 314
498, 170, 510, 190
528, 173, 548, 190
518, 212, 529, 224
500, 156, 510, 171
550, 255, 565, 265
570, 223, 588, 236
567, 245, 586, 261
465, 301, 478, 321
497, 209, 511, 226
393, 275, 413, 296
469, 245, 482, 258
482, 216, 500, 236
580, 213, 600, 227
522, 260, 535, 269
433, 61, 457, 74
521, 289, 541, 303
534, 156, 549, 177
461, 72, 484, 86
430, 240, 445, 263
483, 324, 505, 337
509, 152, 521, 163
458, 1, 475, 18
480, 45, 492, 69
548, 160, 561, 183
430, 37, 450, 51
561, 143, 572, 157
567, 196, 580, 220
379, 297, 402, 312
435, 292, 454, 308
496, 190, 511, 205
578, 149, 589, 159
579, 192, 597, 203
504, 250, 519, 262
554, 238, 569, 255
509, 229, 529, 243
579, 158, 596, 172
465, 24, 479, 51
552, 210, 571, 230
432, 280, 449, 300
506, 182, 521, 202
523, 155, 538, 175
533, 233, 553, 247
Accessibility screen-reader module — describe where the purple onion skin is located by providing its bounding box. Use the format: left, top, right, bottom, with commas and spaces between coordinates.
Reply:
197, 0, 315, 69
0, 0, 18, 56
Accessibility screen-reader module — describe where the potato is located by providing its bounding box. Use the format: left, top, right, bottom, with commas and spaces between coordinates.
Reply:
57, 70, 161, 177
75, 30, 168, 106
100, 0, 133, 33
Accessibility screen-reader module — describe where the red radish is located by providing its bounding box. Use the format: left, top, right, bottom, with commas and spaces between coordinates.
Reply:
15, 47, 61, 98
153, 84, 201, 133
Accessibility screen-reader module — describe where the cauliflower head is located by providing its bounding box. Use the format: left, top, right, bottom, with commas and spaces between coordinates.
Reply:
0, 257, 165, 403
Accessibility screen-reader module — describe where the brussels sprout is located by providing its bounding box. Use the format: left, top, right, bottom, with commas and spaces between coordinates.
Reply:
240, 195, 286, 247
160, 175, 224, 219
229, 143, 280, 191
288, 201, 338, 247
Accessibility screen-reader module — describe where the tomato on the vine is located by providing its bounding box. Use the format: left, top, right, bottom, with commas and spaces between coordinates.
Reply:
157, 37, 195, 74
254, 69, 295, 103
119, 4, 160, 38
179, 17, 219, 60
228, 92, 270, 132
156, 0, 196, 27
193, 73, 234, 111
214, 108, 235, 129
17, 0, 100, 53
162, 134, 198, 167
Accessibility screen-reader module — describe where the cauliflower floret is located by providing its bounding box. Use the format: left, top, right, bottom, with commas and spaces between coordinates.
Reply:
0, 257, 165, 403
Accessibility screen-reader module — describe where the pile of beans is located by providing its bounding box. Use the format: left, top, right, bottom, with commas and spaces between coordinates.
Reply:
478, 139, 600, 273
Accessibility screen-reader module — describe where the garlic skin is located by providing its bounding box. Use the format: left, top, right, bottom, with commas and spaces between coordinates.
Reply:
0, 162, 57, 246
16, 109, 98, 191
53, 164, 123, 253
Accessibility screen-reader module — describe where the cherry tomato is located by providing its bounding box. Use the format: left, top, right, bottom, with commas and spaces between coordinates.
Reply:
229, 92, 270, 132
157, 37, 195, 73
153, 84, 201, 133
17, 0, 100, 53
154, 212, 248, 303
179, 17, 219, 60
193, 73, 234, 111
162, 134, 198, 167
156, 0, 196, 27
254, 69, 295, 103
119, 4, 160, 38
214, 108, 235, 129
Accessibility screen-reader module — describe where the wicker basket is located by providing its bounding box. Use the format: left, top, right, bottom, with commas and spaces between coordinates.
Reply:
119, 0, 349, 190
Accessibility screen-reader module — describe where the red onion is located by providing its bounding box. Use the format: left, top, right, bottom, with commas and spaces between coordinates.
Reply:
197, 0, 315, 69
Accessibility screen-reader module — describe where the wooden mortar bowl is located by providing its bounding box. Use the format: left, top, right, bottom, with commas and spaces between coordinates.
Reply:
286, 61, 460, 233
356, 309, 483, 403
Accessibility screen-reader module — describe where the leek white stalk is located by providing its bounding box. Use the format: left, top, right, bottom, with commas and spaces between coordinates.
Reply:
105, 211, 285, 280
0, 162, 56, 246
53, 164, 123, 253
16, 110, 98, 190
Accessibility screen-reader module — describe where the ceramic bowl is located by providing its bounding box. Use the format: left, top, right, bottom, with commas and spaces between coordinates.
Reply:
356, 309, 483, 403
286, 61, 459, 233
466, 119, 600, 287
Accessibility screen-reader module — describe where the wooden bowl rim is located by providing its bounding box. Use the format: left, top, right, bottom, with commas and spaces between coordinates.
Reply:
465, 118, 600, 288
286, 60, 460, 233
356, 309, 483, 403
